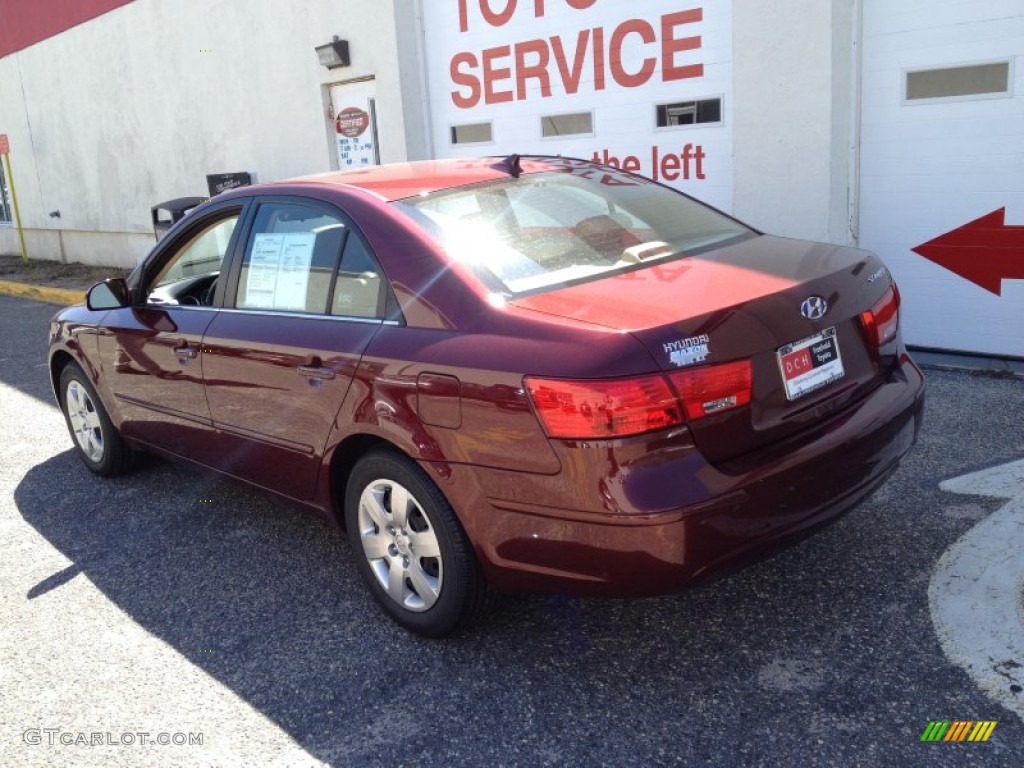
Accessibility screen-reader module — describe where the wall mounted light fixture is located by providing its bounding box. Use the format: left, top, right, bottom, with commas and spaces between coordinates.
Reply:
315, 37, 350, 69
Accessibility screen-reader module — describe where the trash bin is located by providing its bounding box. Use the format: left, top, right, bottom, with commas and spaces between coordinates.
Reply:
151, 196, 206, 240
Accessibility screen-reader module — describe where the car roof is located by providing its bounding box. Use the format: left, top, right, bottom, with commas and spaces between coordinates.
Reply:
281, 156, 579, 202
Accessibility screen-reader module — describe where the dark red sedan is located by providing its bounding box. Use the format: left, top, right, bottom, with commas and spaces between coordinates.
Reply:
49, 156, 924, 636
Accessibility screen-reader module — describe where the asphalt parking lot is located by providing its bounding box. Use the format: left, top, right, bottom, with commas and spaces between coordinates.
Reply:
1, 291, 1022, 767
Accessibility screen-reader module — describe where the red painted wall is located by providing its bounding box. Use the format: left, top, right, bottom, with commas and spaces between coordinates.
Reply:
0, 0, 134, 59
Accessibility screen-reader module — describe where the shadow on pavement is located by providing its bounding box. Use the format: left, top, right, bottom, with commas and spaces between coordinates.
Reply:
13, 449, 864, 765
0, 294, 64, 407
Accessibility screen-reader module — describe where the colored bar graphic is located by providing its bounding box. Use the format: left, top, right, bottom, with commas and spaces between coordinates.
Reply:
944, 721, 972, 741
920, 721, 949, 741
921, 720, 997, 742
968, 721, 997, 742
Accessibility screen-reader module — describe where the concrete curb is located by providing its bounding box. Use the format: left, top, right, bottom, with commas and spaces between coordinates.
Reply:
0, 279, 85, 306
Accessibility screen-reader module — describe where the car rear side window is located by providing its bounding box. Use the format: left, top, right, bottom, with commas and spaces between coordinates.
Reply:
331, 233, 385, 318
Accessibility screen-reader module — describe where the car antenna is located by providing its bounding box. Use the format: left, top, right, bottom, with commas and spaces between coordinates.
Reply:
496, 153, 522, 178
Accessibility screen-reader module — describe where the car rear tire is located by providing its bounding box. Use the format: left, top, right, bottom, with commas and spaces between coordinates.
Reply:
59, 362, 133, 477
345, 450, 490, 637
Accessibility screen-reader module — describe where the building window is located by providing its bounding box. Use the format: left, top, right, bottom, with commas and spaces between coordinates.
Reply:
0, 160, 11, 225
656, 98, 722, 127
451, 122, 493, 145
905, 61, 1011, 102
541, 112, 594, 138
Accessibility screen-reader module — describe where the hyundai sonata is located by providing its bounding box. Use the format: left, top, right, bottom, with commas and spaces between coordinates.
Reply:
49, 155, 925, 636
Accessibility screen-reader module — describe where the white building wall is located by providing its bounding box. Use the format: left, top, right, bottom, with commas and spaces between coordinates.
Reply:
420, 1, 735, 213
419, 0, 857, 240
4, 0, 1020, 358
0, 0, 413, 267
732, 0, 855, 245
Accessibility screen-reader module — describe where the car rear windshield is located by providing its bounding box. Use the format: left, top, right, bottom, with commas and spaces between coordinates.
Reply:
391, 168, 755, 295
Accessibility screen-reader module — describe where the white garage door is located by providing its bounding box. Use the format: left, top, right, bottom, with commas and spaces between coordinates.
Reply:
859, 0, 1024, 357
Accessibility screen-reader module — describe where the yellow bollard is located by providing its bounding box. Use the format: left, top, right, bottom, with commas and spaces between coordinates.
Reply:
2, 147, 29, 264
1, 139, 29, 268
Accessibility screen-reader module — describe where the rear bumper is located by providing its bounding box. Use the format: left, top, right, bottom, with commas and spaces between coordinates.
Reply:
432, 353, 926, 597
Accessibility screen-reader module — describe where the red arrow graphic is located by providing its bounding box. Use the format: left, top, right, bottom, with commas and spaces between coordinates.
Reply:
911, 208, 1024, 296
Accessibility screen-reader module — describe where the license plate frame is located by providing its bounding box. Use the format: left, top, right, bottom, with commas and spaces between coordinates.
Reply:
777, 326, 845, 401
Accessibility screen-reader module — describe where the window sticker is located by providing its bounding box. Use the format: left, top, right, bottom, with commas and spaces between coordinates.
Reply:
244, 232, 315, 311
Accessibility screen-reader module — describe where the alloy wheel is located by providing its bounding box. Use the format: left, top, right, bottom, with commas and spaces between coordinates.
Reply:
65, 380, 104, 463
357, 478, 443, 611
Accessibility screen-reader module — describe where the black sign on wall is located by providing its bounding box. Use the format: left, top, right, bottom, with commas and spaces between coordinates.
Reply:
207, 172, 254, 196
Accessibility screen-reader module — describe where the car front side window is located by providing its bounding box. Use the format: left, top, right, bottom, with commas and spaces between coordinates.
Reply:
146, 213, 240, 306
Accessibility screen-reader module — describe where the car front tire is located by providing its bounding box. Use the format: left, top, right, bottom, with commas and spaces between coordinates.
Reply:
345, 450, 490, 637
59, 362, 133, 477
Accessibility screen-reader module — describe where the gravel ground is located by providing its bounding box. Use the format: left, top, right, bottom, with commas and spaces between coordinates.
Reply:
0, 255, 131, 291
1, 292, 1022, 767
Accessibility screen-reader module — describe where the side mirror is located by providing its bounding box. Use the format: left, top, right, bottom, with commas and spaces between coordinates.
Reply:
86, 278, 131, 311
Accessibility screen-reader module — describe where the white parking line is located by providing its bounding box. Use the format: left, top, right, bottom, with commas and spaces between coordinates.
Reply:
929, 458, 1024, 721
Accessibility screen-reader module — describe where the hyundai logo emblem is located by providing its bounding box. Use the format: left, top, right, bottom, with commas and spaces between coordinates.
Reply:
800, 296, 828, 320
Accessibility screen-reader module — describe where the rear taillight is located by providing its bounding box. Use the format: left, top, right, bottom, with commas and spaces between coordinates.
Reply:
525, 360, 753, 439
861, 283, 900, 350
524, 375, 683, 439
668, 360, 753, 421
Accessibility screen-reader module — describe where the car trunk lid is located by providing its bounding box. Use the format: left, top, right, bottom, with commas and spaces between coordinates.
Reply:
511, 235, 898, 463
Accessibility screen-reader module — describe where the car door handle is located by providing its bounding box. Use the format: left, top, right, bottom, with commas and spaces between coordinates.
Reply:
173, 343, 199, 360
297, 364, 336, 380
